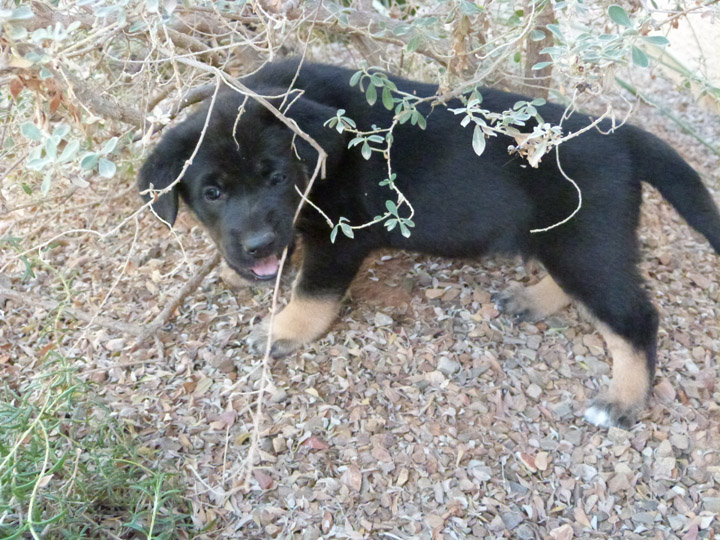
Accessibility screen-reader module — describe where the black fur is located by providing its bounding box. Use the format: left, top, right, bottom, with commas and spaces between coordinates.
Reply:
138, 58, 720, 425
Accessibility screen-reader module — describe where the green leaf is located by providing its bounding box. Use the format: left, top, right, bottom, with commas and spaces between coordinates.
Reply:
608, 5, 632, 28
385, 199, 398, 214
472, 124, 486, 156
53, 124, 70, 139
530, 29, 546, 41
361, 141, 372, 160
331, 225, 338, 243
399, 222, 411, 238
340, 223, 354, 239
382, 87, 394, 110
407, 35, 422, 53
532, 61, 552, 71
460, 1, 484, 15
642, 35, 670, 46
98, 157, 116, 178
22, 183, 32, 195
44, 137, 58, 160
21, 122, 42, 141
41, 174, 52, 197
80, 153, 99, 170
417, 114, 427, 130
366, 84, 377, 106
100, 137, 118, 155
59, 140, 80, 163
349, 71, 362, 87
385, 218, 398, 231
10, 6, 34, 20
546, 24, 564, 41
27, 157, 50, 171
631, 45, 649, 67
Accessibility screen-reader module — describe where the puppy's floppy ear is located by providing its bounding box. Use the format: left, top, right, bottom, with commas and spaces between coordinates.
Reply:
137, 116, 202, 226
283, 97, 348, 175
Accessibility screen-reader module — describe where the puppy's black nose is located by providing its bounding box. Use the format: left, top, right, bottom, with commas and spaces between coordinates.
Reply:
242, 231, 276, 256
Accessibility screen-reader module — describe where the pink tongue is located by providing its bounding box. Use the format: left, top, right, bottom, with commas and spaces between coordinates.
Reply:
251, 255, 279, 277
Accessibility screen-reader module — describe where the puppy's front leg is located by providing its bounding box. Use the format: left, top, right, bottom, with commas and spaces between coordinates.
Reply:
248, 240, 368, 358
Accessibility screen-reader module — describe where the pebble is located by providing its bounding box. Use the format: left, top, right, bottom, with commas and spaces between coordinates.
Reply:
703, 497, 720, 513
552, 401, 573, 419
516, 524, 535, 539
657, 439, 674, 458
526, 383, 542, 400
501, 511, 524, 530
437, 356, 461, 375
374, 312, 393, 326
526, 335, 542, 350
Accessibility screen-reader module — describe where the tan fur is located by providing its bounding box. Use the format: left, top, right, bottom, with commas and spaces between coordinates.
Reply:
596, 322, 650, 408
272, 294, 340, 344
527, 275, 572, 318
503, 274, 572, 320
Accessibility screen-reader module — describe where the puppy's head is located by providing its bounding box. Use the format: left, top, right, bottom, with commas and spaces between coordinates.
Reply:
138, 90, 344, 282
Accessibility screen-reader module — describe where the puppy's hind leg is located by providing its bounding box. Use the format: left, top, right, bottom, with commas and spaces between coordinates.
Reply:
539, 249, 658, 429
495, 274, 572, 322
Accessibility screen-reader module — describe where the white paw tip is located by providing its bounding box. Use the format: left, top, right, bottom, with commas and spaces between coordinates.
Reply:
584, 405, 612, 428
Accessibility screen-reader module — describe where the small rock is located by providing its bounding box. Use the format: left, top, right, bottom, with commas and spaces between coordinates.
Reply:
488, 515, 505, 531
516, 524, 535, 540
552, 401, 573, 419
374, 312, 393, 326
565, 429, 583, 446
508, 481, 529, 495
657, 439, 674, 458
669, 434, 689, 451
437, 356, 461, 376
608, 427, 629, 444
501, 511, 524, 530
549, 524, 574, 540
667, 514, 687, 530
608, 472, 631, 492
526, 383, 542, 400
703, 497, 720, 513
535, 451, 549, 471
425, 288, 445, 299
526, 335, 542, 350
653, 457, 676, 478
631, 511, 658, 525
654, 379, 676, 402
272, 436, 285, 453
688, 272, 712, 289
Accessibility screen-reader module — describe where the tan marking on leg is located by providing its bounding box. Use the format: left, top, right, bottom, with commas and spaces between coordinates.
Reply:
596, 322, 650, 408
501, 274, 571, 320
526, 275, 572, 318
272, 294, 340, 344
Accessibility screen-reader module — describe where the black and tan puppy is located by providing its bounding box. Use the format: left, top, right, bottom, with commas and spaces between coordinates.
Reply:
138, 58, 720, 429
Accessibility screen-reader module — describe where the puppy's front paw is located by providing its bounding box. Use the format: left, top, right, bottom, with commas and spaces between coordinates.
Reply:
247, 295, 340, 358
493, 286, 541, 322
583, 397, 642, 430
247, 320, 300, 358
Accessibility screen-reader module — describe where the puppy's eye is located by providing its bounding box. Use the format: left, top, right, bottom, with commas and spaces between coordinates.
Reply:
203, 186, 222, 201
270, 172, 287, 186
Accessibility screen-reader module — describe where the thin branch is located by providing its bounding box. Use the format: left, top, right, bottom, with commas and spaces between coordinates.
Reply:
0, 286, 144, 336
135, 251, 222, 344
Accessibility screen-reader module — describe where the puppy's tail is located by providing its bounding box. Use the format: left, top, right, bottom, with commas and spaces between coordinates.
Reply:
628, 125, 720, 254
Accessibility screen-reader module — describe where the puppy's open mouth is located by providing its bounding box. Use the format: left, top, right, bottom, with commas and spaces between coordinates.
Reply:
249, 254, 280, 280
